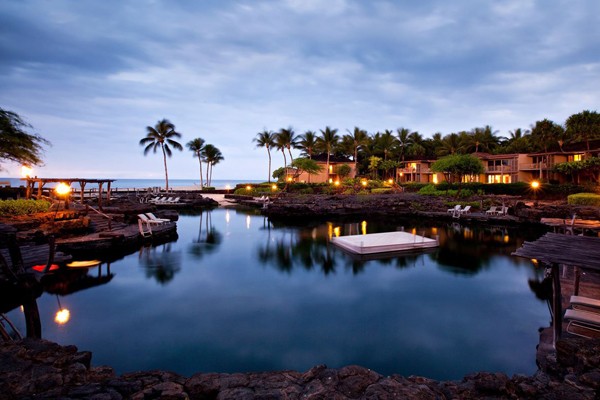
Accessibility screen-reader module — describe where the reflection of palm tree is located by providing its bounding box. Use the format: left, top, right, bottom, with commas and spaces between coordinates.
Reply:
189, 210, 222, 259
138, 243, 182, 284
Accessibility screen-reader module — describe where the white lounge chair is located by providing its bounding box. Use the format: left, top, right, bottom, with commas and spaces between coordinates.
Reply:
138, 214, 164, 225
570, 295, 600, 313
459, 205, 471, 215
138, 219, 152, 237
146, 213, 170, 223
498, 206, 509, 216
485, 206, 497, 215
564, 308, 600, 338
447, 205, 461, 214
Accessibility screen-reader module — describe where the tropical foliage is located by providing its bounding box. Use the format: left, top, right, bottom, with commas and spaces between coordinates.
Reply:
430, 154, 484, 183
0, 108, 50, 170
0, 199, 51, 216
567, 192, 600, 206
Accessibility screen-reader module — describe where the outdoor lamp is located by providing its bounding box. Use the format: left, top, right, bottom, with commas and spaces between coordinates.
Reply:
21, 165, 33, 178
54, 296, 70, 325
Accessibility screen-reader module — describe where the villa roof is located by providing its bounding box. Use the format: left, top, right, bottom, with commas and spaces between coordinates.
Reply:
512, 232, 600, 271
310, 154, 353, 163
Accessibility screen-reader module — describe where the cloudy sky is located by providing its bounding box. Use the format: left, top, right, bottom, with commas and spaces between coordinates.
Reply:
1, 0, 599, 182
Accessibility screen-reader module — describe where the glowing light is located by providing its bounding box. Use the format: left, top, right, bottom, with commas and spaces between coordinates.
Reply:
503, 235, 510, 243
246, 185, 252, 191
431, 227, 438, 235
399, 172, 404, 177
246, 215, 251, 229
432, 175, 438, 184
21, 165, 33, 178
55, 182, 71, 196
334, 180, 340, 186
361, 180, 367, 187
328, 178, 333, 184
272, 184, 278, 191
287, 177, 293, 182
361, 220, 367, 235
333, 226, 341, 237
327, 222, 333, 239
225, 210, 230, 224
225, 184, 231, 190
388, 179, 393, 184
531, 181, 540, 190
55, 308, 70, 325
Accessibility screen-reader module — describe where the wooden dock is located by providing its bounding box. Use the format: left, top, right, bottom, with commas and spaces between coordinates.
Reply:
331, 231, 439, 255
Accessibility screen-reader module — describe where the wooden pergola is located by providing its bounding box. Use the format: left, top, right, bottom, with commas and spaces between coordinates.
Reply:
513, 232, 600, 344
22, 178, 116, 209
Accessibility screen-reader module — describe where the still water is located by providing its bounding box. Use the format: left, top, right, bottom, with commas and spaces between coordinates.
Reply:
6, 209, 550, 380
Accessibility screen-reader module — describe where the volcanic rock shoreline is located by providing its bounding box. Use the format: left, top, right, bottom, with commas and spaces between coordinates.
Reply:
1, 337, 599, 399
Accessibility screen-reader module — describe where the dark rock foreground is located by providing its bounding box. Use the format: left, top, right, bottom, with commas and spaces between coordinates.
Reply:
1, 338, 599, 399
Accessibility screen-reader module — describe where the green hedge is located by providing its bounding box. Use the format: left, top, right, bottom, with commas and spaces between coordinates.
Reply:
0, 199, 51, 216
567, 193, 600, 206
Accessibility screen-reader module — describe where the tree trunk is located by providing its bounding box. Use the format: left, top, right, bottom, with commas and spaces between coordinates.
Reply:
198, 154, 204, 187
267, 148, 272, 183
162, 145, 169, 191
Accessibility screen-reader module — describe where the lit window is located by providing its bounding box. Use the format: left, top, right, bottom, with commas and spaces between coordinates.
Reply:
574, 154, 582, 161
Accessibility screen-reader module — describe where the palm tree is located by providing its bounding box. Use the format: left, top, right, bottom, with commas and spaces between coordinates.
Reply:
566, 110, 600, 152
317, 126, 339, 180
396, 127, 412, 162
202, 144, 224, 186
437, 133, 462, 156
253, 130, 276, 182
298, 130, 318, 159
344, 127, 369, 177
276, 127, 298, 165
375, 129, 397, 161
407, 131, 426, 158
186, 138, 206, 187
140, 119, 183, 190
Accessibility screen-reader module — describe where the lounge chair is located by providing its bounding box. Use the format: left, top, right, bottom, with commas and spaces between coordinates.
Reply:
564, 308, 600, 338
447, 205, 461, 214
570, 295, 600, 313
498, 206, 509, 216
138, 219, 152, 237
149, 196, 166, 204
138, 214, 164, 226
459, 205, 471, 215
167, 197, 181, 203
146, 213, 170, 223
485, 206, 497, 215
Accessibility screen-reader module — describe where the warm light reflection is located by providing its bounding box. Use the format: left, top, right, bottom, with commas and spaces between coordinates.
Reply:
333, 226, 341, 237
21, 165, 33, 178
503, 235, 510, 243
246, 215, 251, 229
225, 210, 230, 224
55, 308, 70, 325
361, 220, 367, 235
327, 222, 333, 239
463, 227, 474, 239
431, 227, 438, 235
411, 227, 417, 235
55, 182, 71, 196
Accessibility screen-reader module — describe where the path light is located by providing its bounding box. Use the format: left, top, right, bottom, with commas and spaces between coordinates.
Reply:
388, 179, 394, 184
334, 180, 340, 186
531, 180, 540, 204
21, 165, 33, 178
271, 184, 278, 191
246, 185, 252, 191
361, 180, 368, 187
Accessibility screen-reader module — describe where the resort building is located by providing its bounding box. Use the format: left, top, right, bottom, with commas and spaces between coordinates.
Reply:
394, 141, 600, 185
291, 154, 356, 184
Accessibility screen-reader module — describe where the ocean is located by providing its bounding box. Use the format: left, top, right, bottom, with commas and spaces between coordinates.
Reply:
0, 178, 262, 190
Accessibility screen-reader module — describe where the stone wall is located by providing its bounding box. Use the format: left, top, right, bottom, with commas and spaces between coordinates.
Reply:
1, 337, 599, 399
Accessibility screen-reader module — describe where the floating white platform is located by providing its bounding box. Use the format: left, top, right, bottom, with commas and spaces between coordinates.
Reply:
331, 231, 439, 255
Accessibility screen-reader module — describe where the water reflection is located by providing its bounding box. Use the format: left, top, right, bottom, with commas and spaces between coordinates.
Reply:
188, 210, 223, 259
138, 243, 181, 284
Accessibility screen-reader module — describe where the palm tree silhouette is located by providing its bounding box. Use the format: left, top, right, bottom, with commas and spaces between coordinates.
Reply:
139, 119, 183, 190
253, 130, 276, 182
202, 144, 224, 186
187, 137, 206, 187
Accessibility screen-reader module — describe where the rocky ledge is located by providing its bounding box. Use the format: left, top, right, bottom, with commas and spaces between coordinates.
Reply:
1, 338, 599, 399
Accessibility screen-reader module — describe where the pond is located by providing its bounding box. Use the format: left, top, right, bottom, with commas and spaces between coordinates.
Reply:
5, 208, 551, 380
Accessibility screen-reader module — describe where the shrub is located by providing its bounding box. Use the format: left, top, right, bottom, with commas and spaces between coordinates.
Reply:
371, 188, 392, 194
567, 193, 600, 206
0, 199, 51, 216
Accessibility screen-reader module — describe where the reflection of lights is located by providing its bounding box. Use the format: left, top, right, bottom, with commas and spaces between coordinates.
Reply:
503, 235, 510, 243
55, 309, 70, 325
431, 227, 438, 235
361, 220, 367, 235
55, 296, 70, 325
333, 226, 341, 237
20, 305, 24, 313
411, 227, 417, 235
311, 228, 317, 239
55, 182, 71, 196
21, 165, 33, 177
463, 228, 474, 239
327, 222, 333, 239
225, 210, 230, 224
246, 215, 251, 229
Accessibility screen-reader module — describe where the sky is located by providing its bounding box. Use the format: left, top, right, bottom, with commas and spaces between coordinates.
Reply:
1, 0, 599, 182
